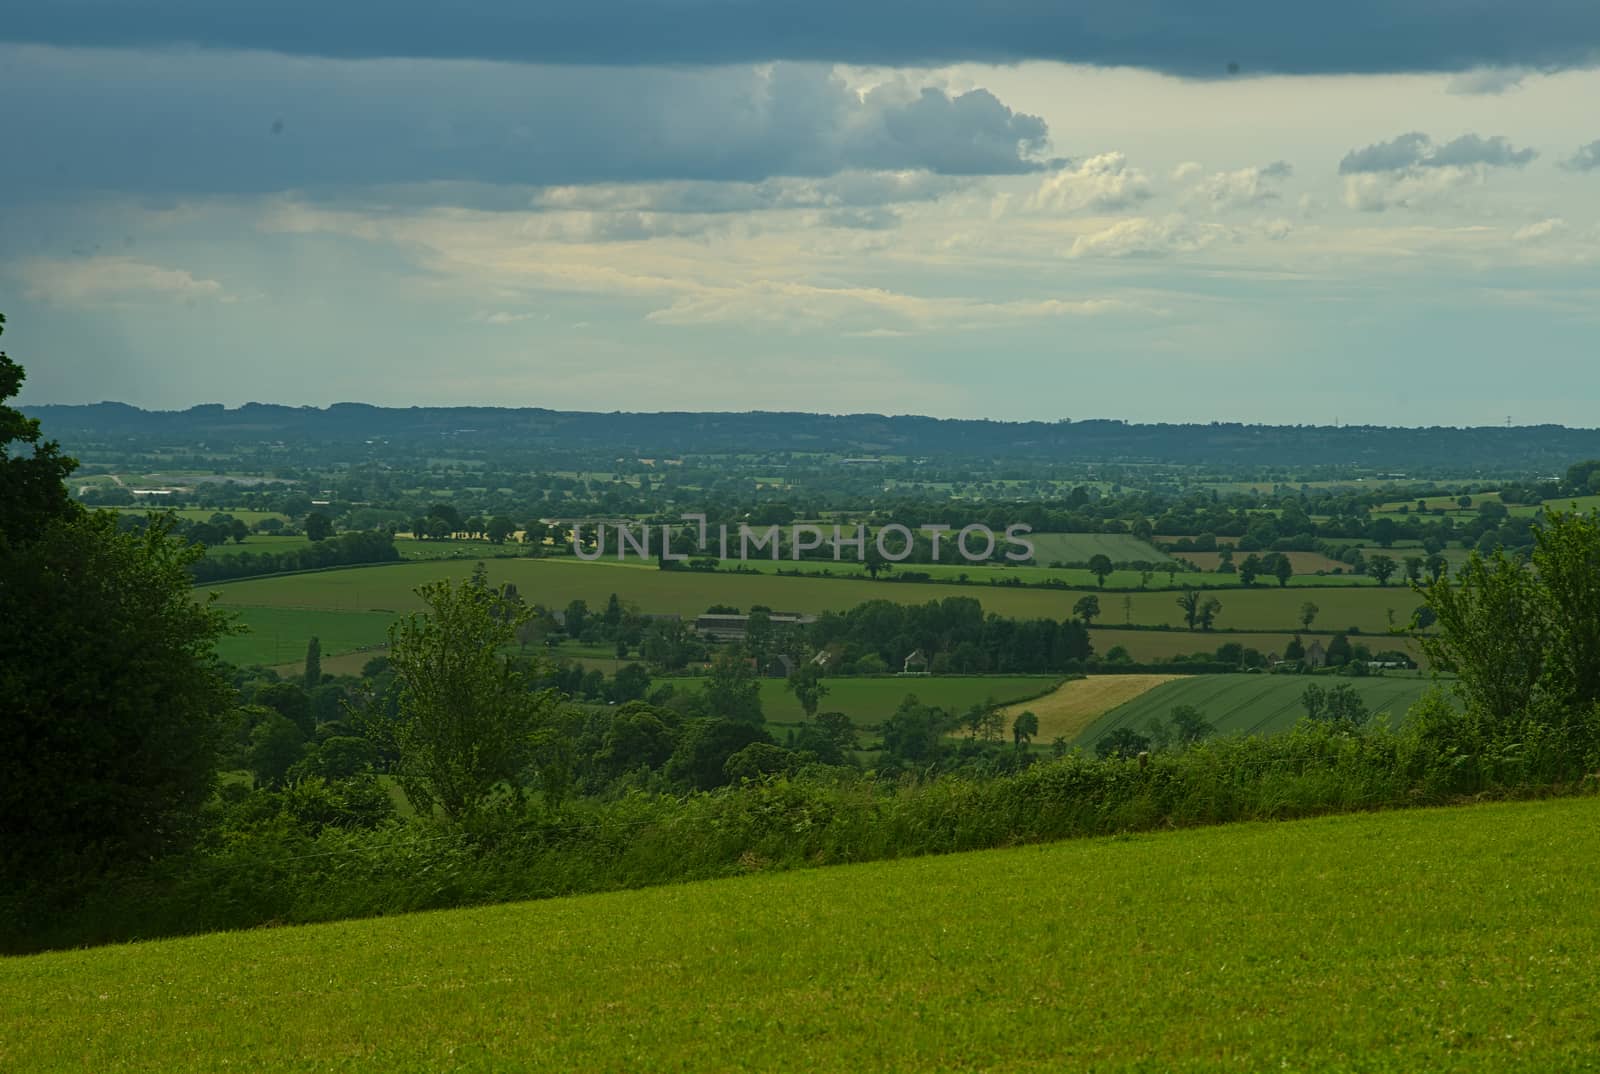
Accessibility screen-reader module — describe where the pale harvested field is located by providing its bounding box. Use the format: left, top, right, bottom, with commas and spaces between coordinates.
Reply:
1001, 674, 1181, 741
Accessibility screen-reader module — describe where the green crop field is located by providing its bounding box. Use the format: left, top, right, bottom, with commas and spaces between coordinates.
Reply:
753, 675, 1060, 726
5, 796, 1596, 1072
1074, 672, 1441, 746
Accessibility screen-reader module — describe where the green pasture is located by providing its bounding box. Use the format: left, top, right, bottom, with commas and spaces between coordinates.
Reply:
114, 507, 289, 525
212, 606, 395, 668
202, 534, 316, 558
1544, 494, 1600, 515
6, 797, 1596, 1072
1075, 672, 1441, 747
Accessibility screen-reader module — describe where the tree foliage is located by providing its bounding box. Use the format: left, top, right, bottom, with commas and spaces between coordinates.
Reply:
375, 574, 567, 820
1, 512, 236, 887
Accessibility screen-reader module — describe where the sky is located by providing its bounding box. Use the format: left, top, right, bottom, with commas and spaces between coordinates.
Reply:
4, 4, 1600, 426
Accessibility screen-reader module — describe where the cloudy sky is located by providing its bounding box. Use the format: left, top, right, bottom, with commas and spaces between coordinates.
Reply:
5, 4, 1600, 425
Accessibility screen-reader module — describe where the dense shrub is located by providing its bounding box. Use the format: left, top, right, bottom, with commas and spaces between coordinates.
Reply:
9, 706, 1596, 953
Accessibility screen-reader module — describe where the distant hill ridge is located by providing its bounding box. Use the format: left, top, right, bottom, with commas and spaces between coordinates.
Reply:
22, 401, 1600, 469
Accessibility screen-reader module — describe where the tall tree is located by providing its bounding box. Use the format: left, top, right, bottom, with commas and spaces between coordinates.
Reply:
304, 636, 322, 689
1415, 549, 1551, 729
1238, 554, 1261, 587
2, 512, 236, 891
1273, 554, 1294, 587
0, 314, 76, 546
705, 648, 764, 724
786, 661, 828, 718
1087, 554, 1114, 588
2, 318, 236, 895
377, 575, 565, 819
1072, 594, 1101, 626
1176, 588, 1201, 631
1369, 553, 1398, 586
1299, 601, 1320, 631
1012, 710, 1039, 747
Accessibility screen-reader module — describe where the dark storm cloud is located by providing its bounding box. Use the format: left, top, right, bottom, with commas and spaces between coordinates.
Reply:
5, 1, 1600, 76
0, 48, 1053, 204
1339, 132, 1538, 174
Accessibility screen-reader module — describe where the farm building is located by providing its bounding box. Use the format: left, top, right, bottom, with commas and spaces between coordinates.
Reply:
693, 612, 816, 641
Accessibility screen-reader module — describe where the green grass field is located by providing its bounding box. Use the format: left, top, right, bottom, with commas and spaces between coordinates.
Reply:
113, 506, 290, 525
5, 796, 1596, 1072
1074, 672, 1441, 746
755, 675, 1060, 726
213, 606, 396, 667
1544, 494, 1600, 514
202, 534, 317, 558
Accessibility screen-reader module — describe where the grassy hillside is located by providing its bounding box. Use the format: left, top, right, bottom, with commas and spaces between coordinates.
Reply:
5, 796, 1596, 1072
1076, 672, 1441, 746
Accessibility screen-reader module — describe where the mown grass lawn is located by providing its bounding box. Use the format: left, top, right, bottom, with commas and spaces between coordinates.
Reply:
4, 796, 1597, 1072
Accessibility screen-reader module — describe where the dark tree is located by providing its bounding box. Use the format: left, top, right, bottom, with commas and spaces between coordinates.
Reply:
1, 513, 236, 890
1095, 727, 1151, 759
305, 511, 333, 542
2, 325, 235, 895
304, 636, 322, 690
786, 661, 828, 718
0, 314, 76, 546
1087, 554, 1114, 588
1072, 594, 1100, 626
1369, 554, 1398, 587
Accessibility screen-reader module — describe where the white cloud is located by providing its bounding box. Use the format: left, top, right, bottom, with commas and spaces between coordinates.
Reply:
1026, 153, 1153, 214
644, 279, 1128, 330
1512, 217, 1568, 241
475, 310, 543, 324
1341, 167, 1482, 212
1184, 161, 1294, 211
1171, 161, 1203, 182
1445, 67, 1531, 95
1064, 216, 1229, 258
21, 256, 227, 305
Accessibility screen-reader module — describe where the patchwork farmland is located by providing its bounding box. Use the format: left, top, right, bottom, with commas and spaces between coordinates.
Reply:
200, 557, 1428, 666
